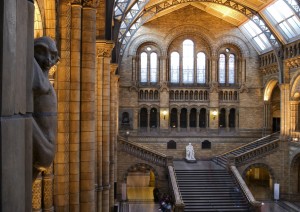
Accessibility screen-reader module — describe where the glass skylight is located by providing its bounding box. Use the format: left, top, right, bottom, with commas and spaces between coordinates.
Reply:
240, 20, 272, 53
264, 0, 300, 41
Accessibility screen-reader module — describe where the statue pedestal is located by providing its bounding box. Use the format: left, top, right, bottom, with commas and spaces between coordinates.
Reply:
184, 158, 197, 163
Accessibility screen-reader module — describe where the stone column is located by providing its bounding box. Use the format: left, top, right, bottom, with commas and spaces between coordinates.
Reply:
132, 56, 137, 83
196, 110, 200, 131
96, 40, 114, 212
32, 175, 42, 211
187, 110, 190, 131
226, 108, 229, 131
290, 101, 298, 134
280, 83, 291, 138
160, 55, 167, 82
264, 101, 271, 130
80, 1, 98, 210
110, 64, 118, 210
235, 109, 239, 131
211, 54, 217, 83
43, 166, 54, 211
147, 108, 150, 132
177, 110, 181, 132
69, 2, 82, 211
54, 0, 71, 210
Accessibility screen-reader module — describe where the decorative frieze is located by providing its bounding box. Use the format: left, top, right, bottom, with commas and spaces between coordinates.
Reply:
82, 0, 99, 8
96, 41, 115, 58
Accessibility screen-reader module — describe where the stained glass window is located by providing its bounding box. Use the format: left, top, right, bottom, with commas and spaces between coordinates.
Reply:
150, 52, 157, 83
219, 54, 226, 83
182, 40, 194, 83
140, 52, 147, 83
228, 54, 235, 84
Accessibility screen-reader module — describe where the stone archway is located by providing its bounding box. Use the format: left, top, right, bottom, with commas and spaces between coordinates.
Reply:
290, 153, 300, 195
243, 163, 275, 200
123, 163, 159, 201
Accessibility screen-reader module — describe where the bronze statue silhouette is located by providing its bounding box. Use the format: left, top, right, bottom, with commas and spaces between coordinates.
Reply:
32, 36, 59, 181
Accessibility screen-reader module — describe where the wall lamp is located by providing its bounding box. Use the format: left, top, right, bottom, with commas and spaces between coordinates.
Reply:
163, 110, 167, 120
212, 110, 218, 120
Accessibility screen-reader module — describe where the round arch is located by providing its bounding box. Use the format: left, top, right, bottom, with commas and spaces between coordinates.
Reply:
264, 79, 279, 101
242, 163, 276, 180
290, 73, 300, 100
123, 163, 160, 187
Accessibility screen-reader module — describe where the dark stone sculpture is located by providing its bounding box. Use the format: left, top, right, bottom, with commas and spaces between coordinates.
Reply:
32, 36, 59, 181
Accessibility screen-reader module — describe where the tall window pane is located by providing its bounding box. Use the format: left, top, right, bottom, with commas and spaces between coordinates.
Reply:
150, 52, 157, 83
228, 54, 235, 84
170, 52, 179, 83
140, 52, 147, 82
219, 54, 225, 83
183, 39, 194, 83
197, 52, 206, 83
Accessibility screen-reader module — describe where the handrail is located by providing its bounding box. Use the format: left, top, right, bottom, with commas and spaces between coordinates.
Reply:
230, 165, 261, 212
168, 166, 184, 212
234, 139, 279, 166
215, 131, 279, 158
118, 136, 172, 167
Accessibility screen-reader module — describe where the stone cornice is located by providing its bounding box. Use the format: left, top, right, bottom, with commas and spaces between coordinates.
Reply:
96, 40, 115, 58
70, 0, 81, 4
82, 0, 99, 8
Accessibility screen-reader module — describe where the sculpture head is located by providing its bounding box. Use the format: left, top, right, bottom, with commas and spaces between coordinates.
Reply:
34, 36, 59, 72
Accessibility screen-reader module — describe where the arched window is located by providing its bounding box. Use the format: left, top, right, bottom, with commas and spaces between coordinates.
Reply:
219, 54, 226, 83
218, 48, 237, 85
34, 0, 43, 38
229, 108, 236, 128
150, 53, 157, 83
190, 108, 197, 128
180, 108, 187, 128
197, 52, 206, 83
182, 40, 194, 83
219, 108, 226, 128
170, 52, 180, 83
229, 54, 235, 84
199, 108, 206, 128
140, 52, 147, 83
150, 108, 157, 128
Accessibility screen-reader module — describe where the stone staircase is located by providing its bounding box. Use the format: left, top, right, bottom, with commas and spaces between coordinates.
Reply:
174, 161, 251, 211
213, 132, 280, 167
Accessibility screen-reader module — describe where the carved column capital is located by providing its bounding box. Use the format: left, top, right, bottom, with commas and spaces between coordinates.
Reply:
96, 40, 115, 58
70, 0, 82, 4
82, 0, 99, 8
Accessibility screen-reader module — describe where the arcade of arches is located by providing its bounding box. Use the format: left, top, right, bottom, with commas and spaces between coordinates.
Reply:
3, 0, 300, 211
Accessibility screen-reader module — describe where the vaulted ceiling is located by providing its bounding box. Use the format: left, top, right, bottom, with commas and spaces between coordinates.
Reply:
113, 0, 300, 57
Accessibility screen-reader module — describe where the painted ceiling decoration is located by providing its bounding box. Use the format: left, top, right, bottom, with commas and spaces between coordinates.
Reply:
113, 0, 300, 57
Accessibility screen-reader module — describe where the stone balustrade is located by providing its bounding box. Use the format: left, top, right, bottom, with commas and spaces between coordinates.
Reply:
168, 166, 185, 212
169, 89, 209, 101
229, 166, 261, 212
118, 136, 172, 167
234, 139, 279, 166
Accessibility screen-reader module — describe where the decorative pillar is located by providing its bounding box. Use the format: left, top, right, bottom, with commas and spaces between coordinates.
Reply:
264, 101, 271, 131
54, 0, 71, 210
69, 2, 82, 211
110, 64, 118, 210
187, 110, 190, 131
280, 83, 291, 138
160, 55, 167, 82
80, 1, 98, 211
147, 108, 150, 132
235, 109, 239, 131
96, 40, 114, 212
43, 166, 54, 211
211, 54, 217, 83
226, 108, 229, 131
290, 101, 298, 135
177, 110, 181, 132
132, 56, 137, 83
196, 110, 200, 132
32, 175, 42, 212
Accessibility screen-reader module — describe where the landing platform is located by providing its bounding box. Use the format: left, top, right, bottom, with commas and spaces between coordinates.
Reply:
173, 160, 225, 170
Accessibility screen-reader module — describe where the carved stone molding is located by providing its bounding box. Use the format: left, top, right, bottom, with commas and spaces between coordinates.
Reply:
82, 0, 99, 8
70, 0, 82, 4
239, 84, 249, 93
96, 40, 115, 58
159, 82, 169, 92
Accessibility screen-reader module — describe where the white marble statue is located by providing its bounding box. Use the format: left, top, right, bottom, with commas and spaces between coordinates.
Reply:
186, 143, 195, 161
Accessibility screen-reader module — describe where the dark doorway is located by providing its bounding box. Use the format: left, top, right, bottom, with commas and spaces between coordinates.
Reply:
229, 108, 235, 128
150, 108, 157, 128
180, 108, 187, 128
190, 108, 197, 128
199, 108, 206, 128
272, 117, 280, 132
140, 108, 148, 128
219, 108, 226, 128
167, 140, 177, 149
170, 108, 178, 128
